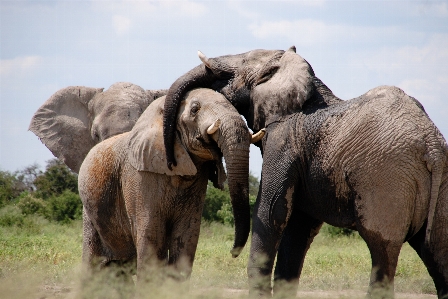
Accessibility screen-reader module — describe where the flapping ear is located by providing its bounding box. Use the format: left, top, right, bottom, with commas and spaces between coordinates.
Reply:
29, 86, 103, 173
128, 97, 197, 176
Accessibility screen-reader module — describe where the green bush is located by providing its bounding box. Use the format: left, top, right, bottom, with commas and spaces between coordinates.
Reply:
34, 159, 78, 199
0, 205, 25, 227
216, 194, 257, 226
46, 190, 82, 224
321, 223, 356, 237
17, 192, 47, 216
203, 172, 260, 225
0, 170, 24, 208
203, 182, 231, 222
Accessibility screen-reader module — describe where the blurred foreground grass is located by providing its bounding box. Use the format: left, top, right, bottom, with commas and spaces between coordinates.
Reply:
0, 218, 436, 298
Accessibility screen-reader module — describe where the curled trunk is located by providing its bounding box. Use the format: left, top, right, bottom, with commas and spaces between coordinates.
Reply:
163, 65, 218, 170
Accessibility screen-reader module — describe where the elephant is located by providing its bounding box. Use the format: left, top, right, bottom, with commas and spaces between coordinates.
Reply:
29, 82, 167, 173
78, 88, 262, 283
160, 47, 448, 298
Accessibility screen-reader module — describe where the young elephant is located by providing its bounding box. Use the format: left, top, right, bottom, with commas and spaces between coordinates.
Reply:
78, 88, 259, 281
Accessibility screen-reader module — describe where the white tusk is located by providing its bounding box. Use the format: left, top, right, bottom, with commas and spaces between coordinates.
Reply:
251, 128, 266, 143
207, 119, 221, 134
198, 50, 212, 68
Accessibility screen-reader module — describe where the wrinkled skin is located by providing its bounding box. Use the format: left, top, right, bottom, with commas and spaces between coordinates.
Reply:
78, 89, 251, 284
162, 48, 448, 298
29, 82, 167, 173
252, 86, 448, 298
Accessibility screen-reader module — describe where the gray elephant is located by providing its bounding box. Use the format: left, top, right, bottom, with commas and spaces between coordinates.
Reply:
160, 47, 448, 298
29, 82, 167, 173
79, 88, 262, 282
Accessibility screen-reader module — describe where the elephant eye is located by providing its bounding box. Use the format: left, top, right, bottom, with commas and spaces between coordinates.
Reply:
190, 102, 201, 116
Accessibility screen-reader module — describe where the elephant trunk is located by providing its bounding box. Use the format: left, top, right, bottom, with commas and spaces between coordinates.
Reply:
215, 116, 251, 258
163, 64, 218, 170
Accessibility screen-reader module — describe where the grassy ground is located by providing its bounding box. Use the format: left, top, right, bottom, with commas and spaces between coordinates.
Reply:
0, 218, 437, 298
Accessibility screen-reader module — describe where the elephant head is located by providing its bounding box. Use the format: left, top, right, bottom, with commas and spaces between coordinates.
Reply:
29, 82, 167, 173
162, 46, 316, 169
126, 88, 258, 257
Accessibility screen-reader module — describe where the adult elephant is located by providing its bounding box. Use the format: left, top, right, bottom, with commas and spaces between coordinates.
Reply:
79, 88, 262, 282
161, 47, 448, 298
29, 82, 167, 173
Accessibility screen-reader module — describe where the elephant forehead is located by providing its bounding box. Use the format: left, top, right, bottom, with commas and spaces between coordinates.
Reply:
245, 49, 280, 63
184, 88, 226, 101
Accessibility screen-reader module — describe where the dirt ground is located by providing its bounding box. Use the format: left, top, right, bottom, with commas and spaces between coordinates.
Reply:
38, 284, 437, 299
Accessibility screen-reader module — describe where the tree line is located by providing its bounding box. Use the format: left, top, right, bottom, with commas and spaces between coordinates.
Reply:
0, 158, 260, 226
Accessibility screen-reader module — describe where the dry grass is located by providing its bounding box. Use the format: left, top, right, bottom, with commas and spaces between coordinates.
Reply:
0, 220, 437, 298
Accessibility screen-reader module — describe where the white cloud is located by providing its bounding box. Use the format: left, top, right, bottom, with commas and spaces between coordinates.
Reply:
356, 34, 448, 75
0, 56, 43, 77
113, 15, 132, 36
92, 0, 206, 18
248, 19, 406, 47
413, 1, 448, 17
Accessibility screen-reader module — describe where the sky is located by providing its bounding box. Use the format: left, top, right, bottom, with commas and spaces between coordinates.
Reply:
1, 0, 447, 178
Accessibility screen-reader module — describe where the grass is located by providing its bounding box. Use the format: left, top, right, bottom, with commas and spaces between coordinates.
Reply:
0, 220, 436, 298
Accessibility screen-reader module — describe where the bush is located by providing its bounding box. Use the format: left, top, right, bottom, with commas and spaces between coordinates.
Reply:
321, 223, 356, 237
0, 170, 24, 208
0, 205, 25, 227
203, 182, 231, 222
34, 159, 78, 199
17, 192, 47, 216
203, 172, 260, 225
46, 190, 82, 224
217, 194, 257, 226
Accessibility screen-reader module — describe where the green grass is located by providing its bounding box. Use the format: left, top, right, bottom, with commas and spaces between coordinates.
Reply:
0, 220, 436, 298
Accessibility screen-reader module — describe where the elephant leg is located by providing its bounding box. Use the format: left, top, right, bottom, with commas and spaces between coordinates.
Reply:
273, 210, 323, 298
82, 207, 106, 268
408, 224, 448, 298
135, 221, 168, 285
407, 173, 448, 299
167, 212, 203, 281
359, 229, 403, 299
248, 182, 296, 297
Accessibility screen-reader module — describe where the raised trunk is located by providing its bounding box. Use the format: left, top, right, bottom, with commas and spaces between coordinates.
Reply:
216, 118, 251, 257
163, 65, 218, 170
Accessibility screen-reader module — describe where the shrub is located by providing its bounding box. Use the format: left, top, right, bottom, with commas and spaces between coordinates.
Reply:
203, 182, 231, 222
46, 190, 82, 224
17, 192, 47, 216
0, 170, 24, 207
203, 172, 260, 225
0, 205, 25, 227
34, 159, 78, 199
321, 223, 356, 237
217, 194, 256, 226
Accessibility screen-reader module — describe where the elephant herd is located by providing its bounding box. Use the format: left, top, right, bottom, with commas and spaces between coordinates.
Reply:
30, 47, 448, 298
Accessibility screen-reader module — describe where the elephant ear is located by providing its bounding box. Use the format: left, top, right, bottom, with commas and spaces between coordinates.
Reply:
29, 86, 103, 173
128, 97, 197, 176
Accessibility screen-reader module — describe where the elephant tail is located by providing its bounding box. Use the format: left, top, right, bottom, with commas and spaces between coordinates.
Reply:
424, 130, 448, 246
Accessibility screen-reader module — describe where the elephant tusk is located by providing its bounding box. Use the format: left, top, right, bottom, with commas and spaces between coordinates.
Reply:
207, 119, 221, 134
198, 50, 212, 68
251, 128, 266, 143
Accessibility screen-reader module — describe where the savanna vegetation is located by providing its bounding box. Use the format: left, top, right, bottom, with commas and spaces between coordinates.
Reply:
0, 159, 436, 298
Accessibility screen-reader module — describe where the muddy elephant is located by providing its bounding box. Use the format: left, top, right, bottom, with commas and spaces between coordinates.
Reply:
29, 82, 167, 172
160, 47, 448, 298
79, 88, 261, 282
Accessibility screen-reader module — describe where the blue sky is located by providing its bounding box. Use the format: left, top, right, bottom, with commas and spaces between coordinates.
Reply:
1, 0, 447, 178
